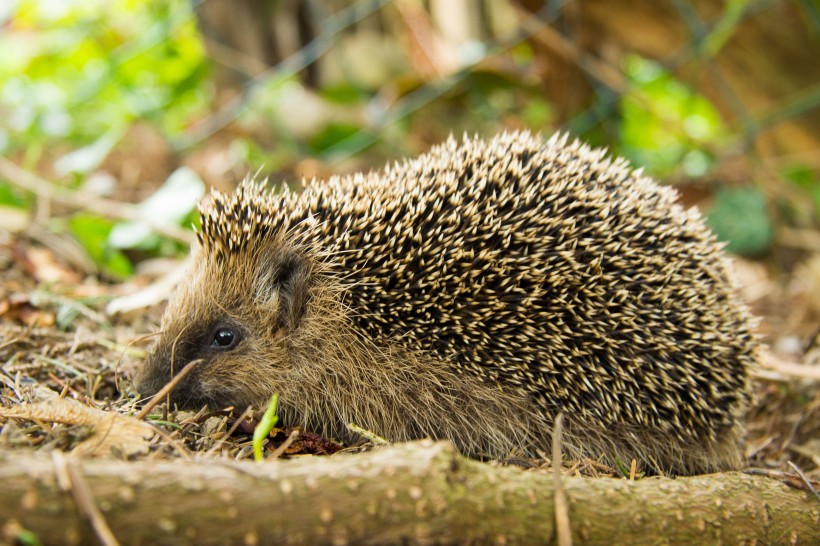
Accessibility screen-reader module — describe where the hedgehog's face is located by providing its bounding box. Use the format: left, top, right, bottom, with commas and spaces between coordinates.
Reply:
136, 242, 313, 412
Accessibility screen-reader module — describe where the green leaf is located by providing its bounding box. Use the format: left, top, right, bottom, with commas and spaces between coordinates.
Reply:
619, 55, 726, 178
0, 1, 208, 152
253, 393, 279, 462
320, 84, 367, 105
706, 187, 774, 257
521, 98, 553, 129
309, 122, 363, 154
0, 180, 30, 208
784, 165, 820, 217
69, 213, 133, 279
12, 528, 42, 546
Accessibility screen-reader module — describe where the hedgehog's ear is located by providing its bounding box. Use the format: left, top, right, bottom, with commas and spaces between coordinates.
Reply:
255, 250, 311, 331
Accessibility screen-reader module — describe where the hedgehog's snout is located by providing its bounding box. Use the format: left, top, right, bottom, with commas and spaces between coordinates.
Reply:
135, 348, 171, 400
136, 333, 201, 399
136, 346, 213, 409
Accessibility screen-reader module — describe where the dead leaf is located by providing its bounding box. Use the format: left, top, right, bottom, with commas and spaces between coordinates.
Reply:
0, 397, 155, 458
0, 293, 55, 327
25, 247, 83, 284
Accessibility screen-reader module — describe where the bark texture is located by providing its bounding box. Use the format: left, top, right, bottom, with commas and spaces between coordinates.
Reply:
1, 441, 818, 545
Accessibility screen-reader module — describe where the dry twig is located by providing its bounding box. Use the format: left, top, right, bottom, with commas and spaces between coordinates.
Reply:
552, 413, 572, 546
52, 451, 120, 546
134, 359, 202, 420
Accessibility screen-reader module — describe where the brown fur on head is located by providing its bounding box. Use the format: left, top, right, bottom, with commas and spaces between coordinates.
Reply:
136, 210, 542, 455
137, 228, 304, 410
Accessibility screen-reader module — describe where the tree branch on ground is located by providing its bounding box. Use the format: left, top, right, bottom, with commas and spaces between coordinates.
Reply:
1, 441, 817, 545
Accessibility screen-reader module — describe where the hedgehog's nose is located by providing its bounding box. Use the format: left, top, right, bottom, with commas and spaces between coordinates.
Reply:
135, 368, 163, 400
134, 352, 172, 400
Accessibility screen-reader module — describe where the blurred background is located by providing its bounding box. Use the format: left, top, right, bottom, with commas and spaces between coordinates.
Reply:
0, 0, 819, 473
2, 0, 820, 333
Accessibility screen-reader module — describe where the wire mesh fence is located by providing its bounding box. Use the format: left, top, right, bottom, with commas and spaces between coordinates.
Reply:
162, 0, 818, 263
187, 0, 820, 165
1, 0, 818, 260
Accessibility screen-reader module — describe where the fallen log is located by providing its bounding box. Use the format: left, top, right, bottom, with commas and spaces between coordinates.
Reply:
0, 441, 817, 545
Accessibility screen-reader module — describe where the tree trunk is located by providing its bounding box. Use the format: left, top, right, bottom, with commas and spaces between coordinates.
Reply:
1, 441, 817, 545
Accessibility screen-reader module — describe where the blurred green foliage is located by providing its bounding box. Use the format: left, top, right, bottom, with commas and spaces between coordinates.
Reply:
0, 180, 31, 209
614, 54, 781, 256
0, 0, 207, 278
0, 0, 813, 276
67, 213, 133, 279
619, 55, 726, 178
785, 165, 820, 221
706, 187, 774, 257
0, 0, 208, 156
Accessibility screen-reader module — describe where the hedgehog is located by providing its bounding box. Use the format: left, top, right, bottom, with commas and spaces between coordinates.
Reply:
136, 131, 757, 475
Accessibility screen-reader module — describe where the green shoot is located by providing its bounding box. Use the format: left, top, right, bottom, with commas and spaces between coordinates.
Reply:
253, 394, 279, 462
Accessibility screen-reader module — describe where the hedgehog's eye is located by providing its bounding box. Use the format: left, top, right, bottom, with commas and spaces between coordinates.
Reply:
210, 326, 239, 350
